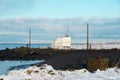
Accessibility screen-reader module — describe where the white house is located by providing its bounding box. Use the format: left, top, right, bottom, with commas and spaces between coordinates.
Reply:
51, 34, 71, 49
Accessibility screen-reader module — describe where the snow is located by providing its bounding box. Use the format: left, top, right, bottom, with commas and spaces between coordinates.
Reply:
0, 64, 120, 80
71, 43, 120, 49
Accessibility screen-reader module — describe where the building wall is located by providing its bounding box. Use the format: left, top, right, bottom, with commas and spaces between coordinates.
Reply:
51, 36, 71, 49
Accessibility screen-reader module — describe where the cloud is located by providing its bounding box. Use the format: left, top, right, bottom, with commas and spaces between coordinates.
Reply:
0, 17, 120, 43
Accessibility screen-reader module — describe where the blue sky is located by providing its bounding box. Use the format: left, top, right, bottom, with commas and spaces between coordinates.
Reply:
0, 0, 120, 43
0, 0, 120, 18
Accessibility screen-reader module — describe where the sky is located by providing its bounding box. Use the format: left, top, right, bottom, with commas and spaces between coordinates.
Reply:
0, 0, 120, 43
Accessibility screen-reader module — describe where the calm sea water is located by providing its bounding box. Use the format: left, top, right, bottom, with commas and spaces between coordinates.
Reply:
0, 43, 50, 50
0, 44, 47, 75
0, 60, 44, 75
0, 43, 70, 75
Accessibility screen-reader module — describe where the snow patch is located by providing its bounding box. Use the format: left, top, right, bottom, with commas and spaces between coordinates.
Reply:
0, 64, 120, 80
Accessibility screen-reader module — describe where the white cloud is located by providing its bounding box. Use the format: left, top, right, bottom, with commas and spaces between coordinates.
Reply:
0, 17, 120, 43
0, 31, 27, 35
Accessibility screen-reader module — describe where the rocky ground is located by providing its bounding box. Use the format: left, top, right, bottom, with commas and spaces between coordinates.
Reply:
1, 47, 120, 71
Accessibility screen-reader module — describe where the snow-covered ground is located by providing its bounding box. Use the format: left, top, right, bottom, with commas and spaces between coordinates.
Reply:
0, 64, 120, 80
72, 43, 120, 49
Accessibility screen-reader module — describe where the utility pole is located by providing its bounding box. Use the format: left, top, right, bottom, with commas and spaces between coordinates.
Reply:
66, 26, 69, 37
87, 23, 89, 50
29, 28, 31, 48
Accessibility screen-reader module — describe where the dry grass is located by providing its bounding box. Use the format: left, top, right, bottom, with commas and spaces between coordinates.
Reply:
87, 57, 109, 71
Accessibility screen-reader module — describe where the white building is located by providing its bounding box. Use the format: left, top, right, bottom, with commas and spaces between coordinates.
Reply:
51, 35, 71, 49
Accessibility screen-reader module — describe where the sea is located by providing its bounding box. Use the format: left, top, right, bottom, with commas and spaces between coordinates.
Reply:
0, 43, 51, 50
0, 43, 49, 75
0, 43, 83, 50
0, 60, 44, 75
0, 39, 120, 50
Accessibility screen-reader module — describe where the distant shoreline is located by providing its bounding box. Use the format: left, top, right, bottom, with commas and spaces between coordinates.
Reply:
0, 42, 85, 44
1, 42, 120, 50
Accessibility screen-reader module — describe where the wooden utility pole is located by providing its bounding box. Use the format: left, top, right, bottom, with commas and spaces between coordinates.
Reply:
29, 29, 31, 48
66, 26, 69, 37
87, 23, 89, 50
